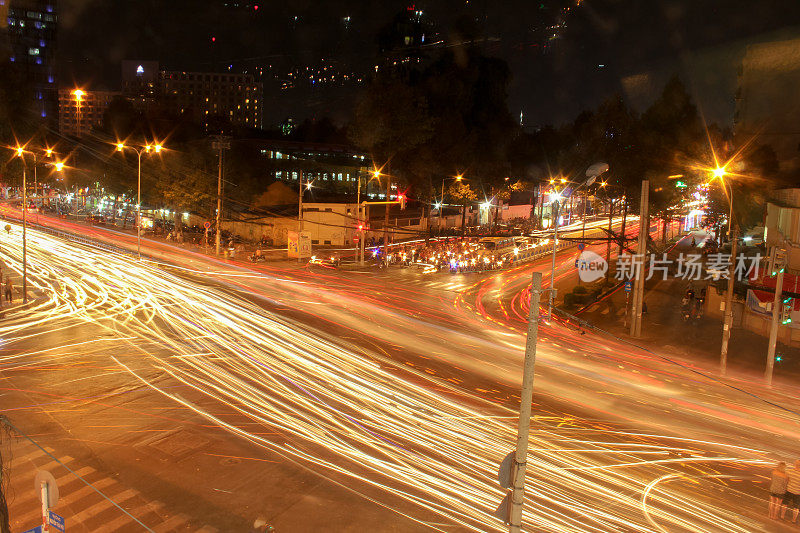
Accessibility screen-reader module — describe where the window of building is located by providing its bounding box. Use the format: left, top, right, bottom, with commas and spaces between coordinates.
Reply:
28, 47, 39, 56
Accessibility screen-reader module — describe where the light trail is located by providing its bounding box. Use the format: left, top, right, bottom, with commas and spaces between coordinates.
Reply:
0, 221, 774, 532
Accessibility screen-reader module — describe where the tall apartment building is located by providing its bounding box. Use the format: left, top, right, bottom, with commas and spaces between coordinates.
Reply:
58, 88, 119, 137
161, 70, 263, 130
121, 59, 160, 110
4, 0, 58, 121
121, 61, 263, 130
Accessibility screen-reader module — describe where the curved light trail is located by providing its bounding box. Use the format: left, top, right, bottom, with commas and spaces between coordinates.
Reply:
0, 221, 775, 532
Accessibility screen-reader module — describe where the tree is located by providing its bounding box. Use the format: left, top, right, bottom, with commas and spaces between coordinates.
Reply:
447, 181, 478, 233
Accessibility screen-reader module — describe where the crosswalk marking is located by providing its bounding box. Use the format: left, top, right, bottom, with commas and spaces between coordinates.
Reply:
10, 466, 98, 527
102, 498, 162, 532
8, 445, 218, 532
8, 446, 55, 469
151, 512, 192, 532
69, 488, 139, 526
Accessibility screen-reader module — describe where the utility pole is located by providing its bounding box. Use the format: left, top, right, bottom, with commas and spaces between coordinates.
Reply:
508, 270, 542, 532
618, 197, 627, 255
765, 249, 785, 387
22, 164, 27, 303
719, 226, 739, 375
212, 136, 230, 256
383, 169, 390, 265
630, 180, 649, 337
605, 198, 614, 281
548, 200, 559, 320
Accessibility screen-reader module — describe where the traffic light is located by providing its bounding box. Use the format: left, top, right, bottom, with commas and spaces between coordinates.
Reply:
781, 297, 793, 325
398, 194, 406, 210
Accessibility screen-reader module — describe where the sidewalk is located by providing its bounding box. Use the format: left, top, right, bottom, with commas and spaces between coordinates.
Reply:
579, 231, 800, 385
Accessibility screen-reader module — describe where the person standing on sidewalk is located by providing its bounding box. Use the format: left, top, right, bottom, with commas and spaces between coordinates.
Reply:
4, 276, 12, 303
781, 460, 800, 522
770, 461, 789, 519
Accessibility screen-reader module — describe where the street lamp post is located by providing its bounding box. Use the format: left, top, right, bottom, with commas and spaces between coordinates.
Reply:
16, 149, 29, 303
546, 169, 605, 319
116, 142, 162, 259
712, 167, 738, 375
437, 174, 463, 234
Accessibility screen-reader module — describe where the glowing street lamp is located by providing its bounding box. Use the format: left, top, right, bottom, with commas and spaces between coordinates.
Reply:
115, 140, 165, 259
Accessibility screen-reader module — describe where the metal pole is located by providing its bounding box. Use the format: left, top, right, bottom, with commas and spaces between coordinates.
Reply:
727, 180, 734, 240
384, 172, 390, 265
509, 270, 543, 533
33, 153, 37, 212
765, 262, 784, 387
41, 480, 49, 532
720, 226, 738, 375
548, 200, 559, 320
215, 145, 223, 256
137, 150, 142, 259
630, 180, 649, 337
440, 179, 445, 231
22, 162, 27, 303
605, 198, 614, 281
359, 203, 365, 266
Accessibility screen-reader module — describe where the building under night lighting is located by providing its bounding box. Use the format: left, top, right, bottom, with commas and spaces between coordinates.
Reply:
4, 0, 58, 122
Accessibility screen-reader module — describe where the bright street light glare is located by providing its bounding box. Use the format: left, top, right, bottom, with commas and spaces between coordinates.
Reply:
54, 162, 64, 171
72, 88, 84, 100
116, 142, 125, 151
712, 166, 726, 179
154, 144, 163, 153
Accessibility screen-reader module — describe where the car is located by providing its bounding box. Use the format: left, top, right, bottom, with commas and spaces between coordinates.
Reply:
86, 214, 107, 225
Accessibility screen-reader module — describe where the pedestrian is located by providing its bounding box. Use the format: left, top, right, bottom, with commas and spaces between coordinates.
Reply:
4, 276, 12, 303
770, 461, 789, 519
782, 460, 800, 522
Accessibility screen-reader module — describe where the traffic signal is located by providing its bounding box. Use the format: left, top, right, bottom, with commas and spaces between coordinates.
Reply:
782, 297, 793, 325
398, 194, 406, 210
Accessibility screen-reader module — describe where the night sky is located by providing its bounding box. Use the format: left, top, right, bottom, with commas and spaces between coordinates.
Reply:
57, 0, 800, 127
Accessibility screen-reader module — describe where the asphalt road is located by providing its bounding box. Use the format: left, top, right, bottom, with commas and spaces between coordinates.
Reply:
0, 214, 796, 532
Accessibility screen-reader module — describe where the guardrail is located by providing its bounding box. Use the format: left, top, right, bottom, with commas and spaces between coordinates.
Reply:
0, 210, 144, 260
508, 226, 610, 267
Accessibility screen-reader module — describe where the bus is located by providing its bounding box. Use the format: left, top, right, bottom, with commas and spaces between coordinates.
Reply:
477, 237, 517, 256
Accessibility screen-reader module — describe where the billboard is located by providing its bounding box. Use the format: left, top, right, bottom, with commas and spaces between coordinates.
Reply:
287, 231, 312, 259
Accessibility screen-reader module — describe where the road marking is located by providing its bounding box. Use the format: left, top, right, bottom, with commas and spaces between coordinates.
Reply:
151, 512, 192, 532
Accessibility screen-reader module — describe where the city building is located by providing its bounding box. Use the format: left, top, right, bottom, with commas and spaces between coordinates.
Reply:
4, 0, 58, 121
121, 60, 263, 131
121, 60, 160, 110
161, 70, 263, 130
252, 139, 373, 194
735, 37, 800, 174
58, 88, 119, 137
375, 6, 438, 77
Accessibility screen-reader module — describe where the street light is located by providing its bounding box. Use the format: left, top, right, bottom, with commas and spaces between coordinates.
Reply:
546, 164, 607, 319
438, 173, 465, 233
710, 166, 734, 239
11, 145, 36, 303
72, 89, 85, 137
115, 141, 164, 259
